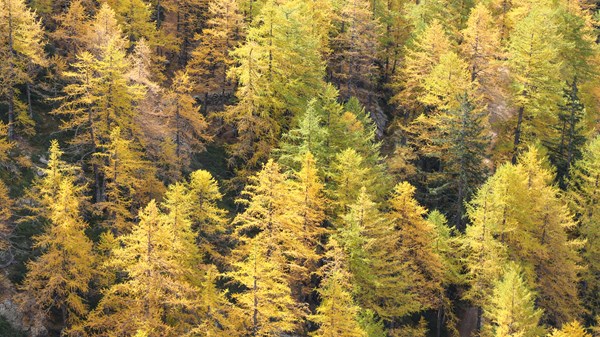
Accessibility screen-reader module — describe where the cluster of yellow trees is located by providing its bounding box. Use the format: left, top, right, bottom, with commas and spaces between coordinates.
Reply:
0, 0, 599, 336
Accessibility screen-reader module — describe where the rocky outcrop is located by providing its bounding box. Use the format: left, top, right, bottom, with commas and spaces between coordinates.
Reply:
0, 277, 47, 337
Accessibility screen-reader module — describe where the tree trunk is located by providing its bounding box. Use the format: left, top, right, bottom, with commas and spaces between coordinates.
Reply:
511, 106, 525, 164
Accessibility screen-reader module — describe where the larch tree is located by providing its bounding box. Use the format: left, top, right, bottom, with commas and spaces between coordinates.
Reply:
105, 0, 157, 46
420, 51, 476, 111
163, 70, 210, 173
568, 136, 600, 321
0, 0, 46, 140
311, 238, 366, 337
277, 99, 329, 171
233, 159, 315, 293
53, 4, 146, 202
337, 187, 379, 307
222, 0, 326, 174
464, 146, 582, 324
187, 169, 229, 261
328, 148, 373, 215
506, 6, 562, 163
51, 0, 89, 62
547, 321, 591, 337
22, 173, 94, 329
85, 200, 199, 336
187, 0, 245, 95
460, 3, 502, 102
96, 127, 160, 234
228, 233, 300, 336
380, 182, 445, 320
391, 20, 452, 118
329, 0, 382, 105
481, 264, 544, 337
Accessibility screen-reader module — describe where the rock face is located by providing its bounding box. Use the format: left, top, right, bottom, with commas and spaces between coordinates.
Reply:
0, 278, 48, 337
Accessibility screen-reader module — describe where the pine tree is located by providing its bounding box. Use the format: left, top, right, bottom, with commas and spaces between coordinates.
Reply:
22, 176, 94, 329
311, 238, 366, 337
410, 95, 490, 229
0, 0, 46, 140
481, 264, 544, 337
567, 136, 600, 321
549, 80, 587, 187
187, 0, 245, 94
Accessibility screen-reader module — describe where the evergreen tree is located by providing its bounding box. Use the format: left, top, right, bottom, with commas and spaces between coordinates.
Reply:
548, 80, 587, 187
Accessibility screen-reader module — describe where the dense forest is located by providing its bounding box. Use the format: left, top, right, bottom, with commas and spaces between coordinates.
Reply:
0, 0, 599, 336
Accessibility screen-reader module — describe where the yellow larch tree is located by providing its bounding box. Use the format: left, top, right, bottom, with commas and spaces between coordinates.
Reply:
22, 176, 94, 329
547, 321, 591, 337
481, 264, 544, 337
187, 0, 245, 95
233, 159, 315, 295
85, 200, 199, 336
95, 127, 160, 233
311, 238, 366, 337
162, 71, 210, 174
381, 182, 445, 321
187, 169, 229, 261
391, 20, 452, 117
567, 136, 600, 321
0, 0, 46, 139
